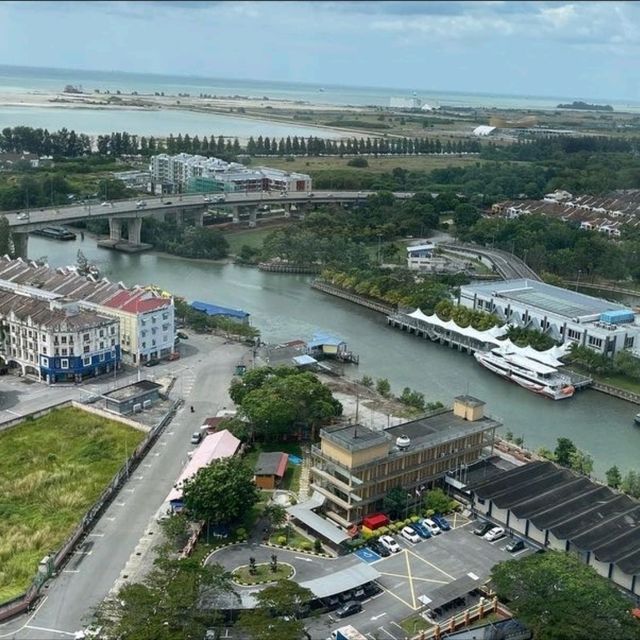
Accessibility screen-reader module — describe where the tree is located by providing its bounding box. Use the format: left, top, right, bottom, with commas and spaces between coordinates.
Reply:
423, 488, 453, 514
264, 503, 287, 531
182, 457, 259, 526
383, 486, 409, 519
606, 465, 622, 489
569, 449, 594, 477
621, 470, 640, 498
0, 216, 11, 257
256, 579, 313, 618
376, 378, 391, 397
491, 551, 639, 640
554, 437, 577, 467
159, 512, 191, 549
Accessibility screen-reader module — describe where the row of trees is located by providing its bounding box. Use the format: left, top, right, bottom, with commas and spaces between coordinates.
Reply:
566, 343, 640, 383
173, 298, 259, 341
0, 126, 91, 156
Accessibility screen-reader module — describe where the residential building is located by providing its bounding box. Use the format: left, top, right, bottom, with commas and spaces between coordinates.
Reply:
310, 396, 501, 526
0, 290, 120, 383
0, 257, 175, 368
458, 278, 640, 356
470, 460, 640, 596
149, 153, 311, 194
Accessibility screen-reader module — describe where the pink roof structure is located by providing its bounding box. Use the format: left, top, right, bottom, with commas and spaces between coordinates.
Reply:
103, 289, 171, 313
167, 429, 241, 503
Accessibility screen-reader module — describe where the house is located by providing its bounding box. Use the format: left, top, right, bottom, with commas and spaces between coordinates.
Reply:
254, 452, 289, 490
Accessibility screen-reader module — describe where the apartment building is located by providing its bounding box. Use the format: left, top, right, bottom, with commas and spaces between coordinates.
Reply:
0, 291, 120, 383
310, 396, 501, 526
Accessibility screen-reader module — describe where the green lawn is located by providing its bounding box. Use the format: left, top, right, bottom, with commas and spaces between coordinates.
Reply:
232, 562, 293, 584
269, 526, 314, 551
0, 407, 145, 601
223, 225, 290, 255
398, 613, 433, 636
568, 365, 640, 395
243, 442, 303, 494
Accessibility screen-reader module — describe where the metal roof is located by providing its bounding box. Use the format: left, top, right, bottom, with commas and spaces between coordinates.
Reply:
287, 491, 351, 546
299, 563, 380, 599
422, 573, 482, 610
191, 300, 249, 319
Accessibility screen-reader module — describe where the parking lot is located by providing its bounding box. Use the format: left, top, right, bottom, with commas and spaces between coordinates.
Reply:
306, 517, 531, 640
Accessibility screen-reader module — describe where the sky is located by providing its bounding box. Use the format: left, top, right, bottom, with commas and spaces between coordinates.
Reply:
1, 0, 639, 101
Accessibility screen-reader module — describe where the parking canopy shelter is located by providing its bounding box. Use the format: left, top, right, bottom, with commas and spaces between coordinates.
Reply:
420, 573, 481, 610
287, 491, 351, 550
300, 563, 380, 599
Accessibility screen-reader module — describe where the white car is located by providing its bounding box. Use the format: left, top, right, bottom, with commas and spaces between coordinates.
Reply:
101, 201, 109, 207
401, 526, 421, 543
16, 212, 27, 220
379, 534, 400, 553
484, 526, 505, 542
422, 518, 442, 536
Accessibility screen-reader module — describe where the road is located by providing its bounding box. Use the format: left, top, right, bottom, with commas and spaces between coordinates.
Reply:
0, 334, 246, 640
4, 190, 415, 231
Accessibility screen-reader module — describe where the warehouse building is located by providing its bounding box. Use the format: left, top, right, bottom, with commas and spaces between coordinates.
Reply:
459, 278, 640, 356
470, 460, 640, 596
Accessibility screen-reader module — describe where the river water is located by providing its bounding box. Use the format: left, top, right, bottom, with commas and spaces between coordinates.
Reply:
29, 235, 640, 479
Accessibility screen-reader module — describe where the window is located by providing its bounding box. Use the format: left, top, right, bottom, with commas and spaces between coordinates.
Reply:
588, 336, 603, 349
84, 333, 90, 342
100, 353, 105, 362
625, 336, 635, 349
162, 313, 168, 320
61, 348, 67, 356
110, 326, 115, 335
99, 342, 104, 350
99, 329, 104, 337
83, 356, 91, 366
42, 346, 47, 354
142, 342, 147, 348
61, 359, 68, 369
61, 336, 67, 344
41, 333, 46, 342
152, 316, 156, 323
55, 348, 60, 356
111, 338, 116, 346
41, 356, 49, 367
567, 328, 581, 341
84, 345, 90, 353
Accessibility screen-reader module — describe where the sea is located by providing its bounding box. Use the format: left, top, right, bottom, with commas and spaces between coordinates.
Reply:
1, 64, 640, 137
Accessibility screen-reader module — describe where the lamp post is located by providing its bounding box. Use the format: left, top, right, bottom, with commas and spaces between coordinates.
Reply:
575, 269, 582, 292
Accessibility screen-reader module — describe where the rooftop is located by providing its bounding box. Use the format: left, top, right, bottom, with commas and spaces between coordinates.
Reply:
254, 451, 288, 478
461, 278, 629, 320
190, 300, 249, 319
103, 380, 162, 402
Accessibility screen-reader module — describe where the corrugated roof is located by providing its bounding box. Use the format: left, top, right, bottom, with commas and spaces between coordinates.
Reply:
191, 300, 249, 319
299, 563, 380, 599
254, 452, 288, 478
288, 491, 350, 546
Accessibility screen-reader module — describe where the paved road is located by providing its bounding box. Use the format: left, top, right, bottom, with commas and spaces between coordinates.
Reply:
4, 190, 415, 231
0, 334, 246, 640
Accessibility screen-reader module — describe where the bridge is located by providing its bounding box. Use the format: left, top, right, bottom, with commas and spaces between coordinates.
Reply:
3, 190, 415, 257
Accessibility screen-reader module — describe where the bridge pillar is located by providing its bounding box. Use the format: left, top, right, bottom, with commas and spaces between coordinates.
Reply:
128, 218, 142, 245
194, 211, 204, 227
249, 209, 257, 228
232, 206, 240, 224
283, 203, 291, 218
12, 232, 28, 259
109, 218, 122, 242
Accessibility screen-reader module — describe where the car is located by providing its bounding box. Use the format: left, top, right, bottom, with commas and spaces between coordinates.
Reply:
322, 595, 340, 611
335, 600, 362, 618
473, 521, 495, 537
484, 526, 505, 542
367, 539, 390, 557
213, 194, 226, 202
379, 534, 400, 553
164, 200, 173, 205
363, 581, 382, 597
203, 195, 211, 202
177, 331, 189, 339
401, 525, 421, 543
144, 358, 160, 367
16, 212, 27, 219
352, 587, 366, 601
422, 518, 442, 536
433, 515, 451, 531
307, 192, 314, 197
101, 201, 109, 207
411, 521, 431, 539
190, 432, 203, 445
506, 539, 525, 553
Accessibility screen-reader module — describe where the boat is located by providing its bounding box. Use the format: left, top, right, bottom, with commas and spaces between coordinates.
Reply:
474, 347, 575, 400
30, 226, 76, 241
634, 413, 640, 426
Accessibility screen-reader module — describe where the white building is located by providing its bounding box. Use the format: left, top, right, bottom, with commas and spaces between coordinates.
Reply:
406, 242, 437, 270
0, 290, 120, 383
390, 97, 422, 110
459, 279, 640, 356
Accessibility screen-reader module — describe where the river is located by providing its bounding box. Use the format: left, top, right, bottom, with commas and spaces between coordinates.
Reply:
29, 234, 640, 480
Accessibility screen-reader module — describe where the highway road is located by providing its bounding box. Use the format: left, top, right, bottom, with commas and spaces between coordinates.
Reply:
3, 190, 415, 232
0, 334, 246, 640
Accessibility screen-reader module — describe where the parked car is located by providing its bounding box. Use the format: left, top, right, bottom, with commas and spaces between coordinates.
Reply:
322, 595, 340, 611
177, 331, 189, 339
506, 539, 525, 553
338, 590, 354, 604
367, 539, 390, 557
352, 587, 366, 601
144, 358, 160, 367
335, 601, 362, 619
422, 518, 442, 536
190, 432, 202, 445
433, 515, 451, 531
379, 535, 400, 553
101, 201, 109, 207
473, 521, 494, 537
16, 212, 27, 219
203, 195, 211, 202
164, 200, 173, 205
484, 526, 505, 542
363, 581, 382, 597
401, 525, 421, 543
411, 522, 431, 539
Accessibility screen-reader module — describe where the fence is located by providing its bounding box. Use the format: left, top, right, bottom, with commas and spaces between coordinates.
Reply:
0, 399, 182, 622
311, 280, 396, 315
591, 381, 640, 405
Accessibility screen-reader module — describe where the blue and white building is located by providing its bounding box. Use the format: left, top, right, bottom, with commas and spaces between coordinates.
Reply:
459, 279, 640, 356
0, 290, 120, 383
406, 242, 436, 270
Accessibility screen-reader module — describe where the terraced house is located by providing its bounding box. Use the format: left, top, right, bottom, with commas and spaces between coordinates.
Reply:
310, 396, 501, 526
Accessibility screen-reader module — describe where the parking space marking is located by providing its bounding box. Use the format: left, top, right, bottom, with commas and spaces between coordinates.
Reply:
404, 550, 417, 609
378, 626, 399, 640
62, 569, 79, 574
405, 547, 455, 580
378, 571, 448, 585
378, 580, 418, 612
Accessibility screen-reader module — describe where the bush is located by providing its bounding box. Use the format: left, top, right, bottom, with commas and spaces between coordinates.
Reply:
377, 526, 389, 536
300, 541, 313, 551
410, 515, 420, 523
277, 535, 287, 545
314, 539, 323, 553
361, 529, 373, 540
235, 527, 247, 541
347, 157, 369, 168
404, 518, 413, 526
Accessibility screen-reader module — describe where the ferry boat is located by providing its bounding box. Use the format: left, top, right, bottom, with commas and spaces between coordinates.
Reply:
474, 347, 575, 400
31, 226, 76, 241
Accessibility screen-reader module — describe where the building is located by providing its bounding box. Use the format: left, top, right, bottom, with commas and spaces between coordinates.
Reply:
149, 153, 311, 194
406, 242, 436, 270
0, 291, 120, 383
310, 396, 501, 526
0, 257, 175, 368
472, 125, 497, 137
112, 170, 151, 191
253, 451, 289, 489
470, 460, 640, 596
104, 380, 163, 415
190, 300, 250, 324
458, 279, 640, 356
390, 97, 422, 110
167, 429, 241, 511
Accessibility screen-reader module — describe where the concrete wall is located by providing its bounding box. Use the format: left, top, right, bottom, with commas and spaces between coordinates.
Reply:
71, 401, 150, 433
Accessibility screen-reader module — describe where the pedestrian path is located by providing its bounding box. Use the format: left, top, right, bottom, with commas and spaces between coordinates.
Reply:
297, 445, 312, 501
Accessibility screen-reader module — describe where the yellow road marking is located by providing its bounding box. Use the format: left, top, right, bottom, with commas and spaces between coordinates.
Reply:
378, 571, 448, 584
404, 550, 417, 610
405, 547, 455, 580
378, 579, 419, 611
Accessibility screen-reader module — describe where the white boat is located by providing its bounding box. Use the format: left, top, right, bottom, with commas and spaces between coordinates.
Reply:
474, 347, 575, 400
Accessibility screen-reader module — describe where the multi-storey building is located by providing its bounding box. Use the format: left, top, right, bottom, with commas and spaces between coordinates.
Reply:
310, 396, 501, 526
149, 153, 311, 194
0, 257, 175, 369
0, 291, 120, 383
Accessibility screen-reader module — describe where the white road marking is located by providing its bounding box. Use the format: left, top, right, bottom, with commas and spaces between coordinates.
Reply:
371, 612, 387, 621
294, 556, 313, 562
378, 626, 398, 639
143, 463, 152, 468
63, 569, 80, 574
5, 409, 21, 416
467, 571, 479, 580
105, 516, 116, 521
74, 550, 92, 556
25, 625, 76, 637
115, 501, 126, 506
88, 533, 105, 537
0, 595, 48, 638
124, 488, 135, 493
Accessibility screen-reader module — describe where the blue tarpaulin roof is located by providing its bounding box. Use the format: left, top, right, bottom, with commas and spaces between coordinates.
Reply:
191, 301, 249, 319
308, 332, 345, 348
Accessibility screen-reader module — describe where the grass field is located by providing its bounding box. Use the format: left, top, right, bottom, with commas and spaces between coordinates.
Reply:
223, 225, 286, 255
256, 154, 483, 175
0, 407, 145, 601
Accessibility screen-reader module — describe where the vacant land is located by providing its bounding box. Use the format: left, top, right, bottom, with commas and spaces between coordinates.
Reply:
256, 154, 483, 175
223, 223, 290, 255
0, 407, 145, 601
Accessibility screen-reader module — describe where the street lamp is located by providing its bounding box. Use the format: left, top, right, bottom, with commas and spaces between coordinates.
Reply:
575, 269, 582, 292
